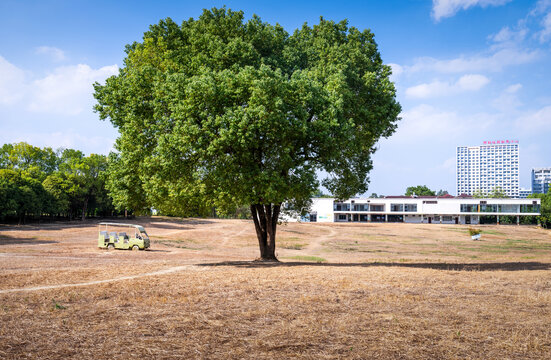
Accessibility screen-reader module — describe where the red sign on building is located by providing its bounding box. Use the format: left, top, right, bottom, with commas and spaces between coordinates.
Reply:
483, 140, 518, 145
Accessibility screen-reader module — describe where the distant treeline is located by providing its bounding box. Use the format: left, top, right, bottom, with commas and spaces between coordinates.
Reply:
0, 142, 117, 224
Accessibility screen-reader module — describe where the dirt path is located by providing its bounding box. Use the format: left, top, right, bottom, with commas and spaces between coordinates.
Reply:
0, 264, 207, 294
221, 226, 250, 246
304, 225, 337, 253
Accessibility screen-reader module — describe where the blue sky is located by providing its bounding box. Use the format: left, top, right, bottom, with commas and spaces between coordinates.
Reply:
1, 0, 550, 195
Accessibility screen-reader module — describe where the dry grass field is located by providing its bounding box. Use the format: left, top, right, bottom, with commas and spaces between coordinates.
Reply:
1, 218, 550, 359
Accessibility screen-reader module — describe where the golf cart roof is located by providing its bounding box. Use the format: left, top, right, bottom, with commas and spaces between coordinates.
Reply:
98, 222, 146, 231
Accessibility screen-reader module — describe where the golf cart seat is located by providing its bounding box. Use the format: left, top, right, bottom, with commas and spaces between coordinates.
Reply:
100, 231, 109, 242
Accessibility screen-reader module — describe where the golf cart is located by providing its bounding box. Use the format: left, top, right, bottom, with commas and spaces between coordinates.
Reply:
97, 222, 150, 250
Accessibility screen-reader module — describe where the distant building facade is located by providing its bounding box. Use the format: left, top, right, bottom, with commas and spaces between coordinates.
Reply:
457, 140, 519, 198
284, 196, 541, 225
531, 168, 551, 194
519, 188, 532, 199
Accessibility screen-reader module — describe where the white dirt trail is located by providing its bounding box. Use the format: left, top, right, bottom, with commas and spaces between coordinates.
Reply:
304, 225, 337, 253
0, 264, 206, 294
221, 226, 250, 246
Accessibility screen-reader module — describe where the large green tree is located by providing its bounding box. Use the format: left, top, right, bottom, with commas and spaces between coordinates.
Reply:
472, 187, 509, 199
529, 193, 551, 228
0, 142, 58, 180
94, 8, 401, 260
405, 185, 435, 197
0, 143, 115, 222
0, 169, 49, 224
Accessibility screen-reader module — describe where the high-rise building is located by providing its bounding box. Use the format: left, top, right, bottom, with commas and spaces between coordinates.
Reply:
457, 140, 519, 198
519, 188, 532, 199
531, 168, 551, 194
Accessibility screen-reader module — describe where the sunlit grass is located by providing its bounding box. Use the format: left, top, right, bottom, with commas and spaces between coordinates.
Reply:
282, 255, 327, 262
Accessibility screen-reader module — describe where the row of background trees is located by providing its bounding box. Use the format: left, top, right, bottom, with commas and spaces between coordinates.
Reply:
1, 142, 550, 228
0, 142, 116, 224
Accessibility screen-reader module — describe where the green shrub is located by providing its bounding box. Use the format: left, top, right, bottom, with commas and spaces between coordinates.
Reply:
468, 228, 481, 236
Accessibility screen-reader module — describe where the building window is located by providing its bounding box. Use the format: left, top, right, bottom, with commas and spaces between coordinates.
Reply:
481, 204, 498, 212
460, 204, 478, 212
404, 204, 417, 212
520, 204, 540, 213
390, 204, 404, 212
334, 203, 350, 211
369, 204, 384, 212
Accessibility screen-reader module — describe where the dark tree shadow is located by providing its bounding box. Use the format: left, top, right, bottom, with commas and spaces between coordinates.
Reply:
197, 260, 551, 271
144, 218, 215, 226
0, 217, 217, 231
0, 222, 96, 231
0, 234, 58, 245
143, 223, 190, 230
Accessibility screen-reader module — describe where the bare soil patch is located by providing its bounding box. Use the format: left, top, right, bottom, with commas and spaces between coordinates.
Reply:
1, 219, 550, 359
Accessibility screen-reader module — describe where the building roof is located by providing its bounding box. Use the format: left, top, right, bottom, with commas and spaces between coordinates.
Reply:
384, 194, 471, 199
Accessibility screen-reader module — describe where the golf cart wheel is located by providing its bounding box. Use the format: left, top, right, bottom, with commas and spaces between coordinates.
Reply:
107, 244, 115, 250
132, 245, 140, 251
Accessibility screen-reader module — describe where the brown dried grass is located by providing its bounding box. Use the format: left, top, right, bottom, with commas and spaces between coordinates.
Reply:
1, 219, 550, 359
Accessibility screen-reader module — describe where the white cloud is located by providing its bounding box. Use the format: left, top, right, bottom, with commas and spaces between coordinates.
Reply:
432, 0, 511, 21
408, 48, 539, 74
489, 25, 528, 45
530, 0, 551, 16
35, 46, 66, 62
0, 54, 118, 116
456, 74, 490, 90
492, 84, 523, 112
406, 74, 489, 98
505, 83, 522, 93
0, 55, 26, 105
442, 156, 457, 173
28, 64, 118, 115
388, 63, 403, 82
515, 105, 551, 132
391, 104, 498, 144
0, 130, 116, 156
537, 12, 551, 42
406, 81, 449, 98
392, 105, 461, 140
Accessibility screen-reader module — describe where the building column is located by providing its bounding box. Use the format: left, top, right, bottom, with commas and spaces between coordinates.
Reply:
517, 215, 520, 225
497, 215, 500, 225
385, 214, 388, 222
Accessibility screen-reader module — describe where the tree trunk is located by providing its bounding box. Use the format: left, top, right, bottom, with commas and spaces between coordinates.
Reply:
81, 197, 89, 221
250, 203, 281, 261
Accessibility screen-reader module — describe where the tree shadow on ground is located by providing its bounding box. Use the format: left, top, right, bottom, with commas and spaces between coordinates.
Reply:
144, 223, 191, 230
197, 260, 551, 271
145, 218, 215, 226
0, 235, 58, 245
0, 222, 97, 231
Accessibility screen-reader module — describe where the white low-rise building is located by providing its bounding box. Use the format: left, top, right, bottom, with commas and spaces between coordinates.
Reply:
285, 196, 541, 225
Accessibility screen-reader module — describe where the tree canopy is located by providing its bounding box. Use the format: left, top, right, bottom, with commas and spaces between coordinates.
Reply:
0, 142, 114, 223
472, 187, 508, 199
529, 193, 550, 228
405, 185, 435, 197
94, 8, 401, 260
